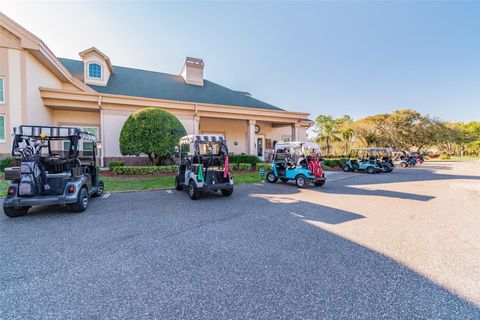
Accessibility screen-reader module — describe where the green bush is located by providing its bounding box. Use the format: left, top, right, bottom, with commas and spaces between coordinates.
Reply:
256, 163, 271, 171
230, 163, 252, 171
119, 108, 186, 165
108, 161, 125, 171
113, 165, 178, 175
322, 158, 348, 167
239, 163, 252, 171
439, 153, 450, 160
0, 157, 20, 172
229, 155, 261, 165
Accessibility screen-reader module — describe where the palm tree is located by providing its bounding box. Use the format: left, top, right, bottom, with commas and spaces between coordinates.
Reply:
314, 115, 341, 156
340, 127, 354, 156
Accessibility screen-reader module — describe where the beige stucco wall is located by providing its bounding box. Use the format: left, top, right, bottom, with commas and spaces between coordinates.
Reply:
256, 122, 293, 143
0, 44, 83, 155
52, 109, 100, 128
0, 47, 11, 154
25, 51, 63, 125
102, 110, 128, 157
199, 117, 248, 154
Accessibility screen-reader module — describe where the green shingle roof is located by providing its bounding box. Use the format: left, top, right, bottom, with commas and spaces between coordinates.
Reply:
59, 58, 283, 111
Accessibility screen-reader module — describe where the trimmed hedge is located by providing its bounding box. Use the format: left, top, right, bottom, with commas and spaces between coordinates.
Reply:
322, 158, 348, 167
108, 161, 125, 171
230, 163, 252, 171
256, 163, 271, 171
0, 157, 20, 172
113, 165, 178, 175
229, 155, 261, 165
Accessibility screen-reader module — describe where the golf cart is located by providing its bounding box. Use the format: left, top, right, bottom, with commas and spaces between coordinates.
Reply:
366, 148, 394, 173
343, 148, 383, 174
266, 141, 326, 188
175, 135, 233, 200
3, 125, 104, 217
392, 150, 414, 167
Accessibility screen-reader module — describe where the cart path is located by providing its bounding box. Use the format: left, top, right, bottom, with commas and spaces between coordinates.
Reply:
0, 161, 479, 319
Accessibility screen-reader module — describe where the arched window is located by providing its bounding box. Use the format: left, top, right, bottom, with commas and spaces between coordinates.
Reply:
88, 63, 102, 79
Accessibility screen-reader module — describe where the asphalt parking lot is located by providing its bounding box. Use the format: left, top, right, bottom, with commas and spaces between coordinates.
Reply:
1, 161, 479, 319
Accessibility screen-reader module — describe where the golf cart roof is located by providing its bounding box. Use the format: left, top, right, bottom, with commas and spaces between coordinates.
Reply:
179, 135, 226, 145
13, 125, 96, 141
274, 141, 305, 149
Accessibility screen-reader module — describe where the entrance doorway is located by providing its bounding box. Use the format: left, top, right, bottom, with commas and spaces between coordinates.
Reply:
255, 135, 265, 160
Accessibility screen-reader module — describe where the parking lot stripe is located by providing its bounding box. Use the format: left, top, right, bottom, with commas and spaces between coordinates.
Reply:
102, 193, 111, 199
166, 190, 173, 194
290, 212, 304, 218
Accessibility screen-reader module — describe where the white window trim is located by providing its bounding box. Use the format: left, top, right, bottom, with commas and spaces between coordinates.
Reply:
62, 126, 99, 156
0, 115, 6, 143
282, 135, 292, 142
87, 62, 103, 80
0, 76, 5, 104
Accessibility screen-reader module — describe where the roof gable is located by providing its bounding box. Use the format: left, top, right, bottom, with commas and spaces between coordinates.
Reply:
58, 58, 283, 111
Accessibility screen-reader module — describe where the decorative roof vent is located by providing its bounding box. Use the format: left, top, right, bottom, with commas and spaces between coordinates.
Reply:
180, 57, 204, 86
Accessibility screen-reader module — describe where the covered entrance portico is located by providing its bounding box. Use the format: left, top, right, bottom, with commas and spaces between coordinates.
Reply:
197, 116, 308, 159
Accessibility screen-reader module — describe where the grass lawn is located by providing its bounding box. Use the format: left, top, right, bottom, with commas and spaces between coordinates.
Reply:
426, 156, 480, 162
104, 172, 263, 192
0, 172, 264, 196
0, 175, 9, 197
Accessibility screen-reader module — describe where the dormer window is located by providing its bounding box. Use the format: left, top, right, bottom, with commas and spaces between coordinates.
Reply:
80, 47, 113, 86
88, 63, 102, 79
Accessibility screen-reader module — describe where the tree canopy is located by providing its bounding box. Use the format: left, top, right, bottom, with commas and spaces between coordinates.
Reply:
119, 108, 186, 165
312, 109, 480, 156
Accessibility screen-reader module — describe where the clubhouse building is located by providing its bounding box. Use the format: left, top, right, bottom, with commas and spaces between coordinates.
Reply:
0, 12, 312, 165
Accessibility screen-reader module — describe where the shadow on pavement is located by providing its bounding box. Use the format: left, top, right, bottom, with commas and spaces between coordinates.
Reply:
241, 184, 480, 318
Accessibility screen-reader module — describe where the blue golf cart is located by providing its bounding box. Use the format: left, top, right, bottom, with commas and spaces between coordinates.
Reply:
266, 142, 326, 188
343, 148, 384, 174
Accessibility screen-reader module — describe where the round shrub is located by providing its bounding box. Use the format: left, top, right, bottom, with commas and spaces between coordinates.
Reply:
119, 108, 186, 166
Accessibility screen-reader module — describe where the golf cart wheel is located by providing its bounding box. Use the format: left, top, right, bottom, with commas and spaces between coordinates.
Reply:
69, 187, 88, 212
352, 164, 359, 171
295, 174, 308, 188
175, 175, 183, 191
4, 206, 30, 218
366, 166, 375, 174
92, 180, 104, 197
314, 180, 325, 187
266, 172, 278, 183
188, 180, 200, 200
221, 187, 234, 197
342, 165, 351, 172
400, 162, 407, 168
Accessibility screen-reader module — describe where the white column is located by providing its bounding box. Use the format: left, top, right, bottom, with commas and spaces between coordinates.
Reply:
293, 124, 300, 141
99, 107, 105, 167
194, 115, 200, 134
248, 119, 256, 155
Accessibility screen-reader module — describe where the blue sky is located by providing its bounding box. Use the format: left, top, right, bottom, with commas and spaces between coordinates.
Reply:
2, 1, 479, 122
